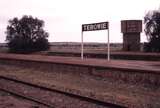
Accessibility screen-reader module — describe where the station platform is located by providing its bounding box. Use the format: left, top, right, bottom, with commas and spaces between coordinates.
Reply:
0, 53, 160, 73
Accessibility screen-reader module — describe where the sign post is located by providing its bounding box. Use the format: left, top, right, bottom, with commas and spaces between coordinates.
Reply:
107, 23, 110, 61
81, 21, 110, 61
81, 30, 84, 59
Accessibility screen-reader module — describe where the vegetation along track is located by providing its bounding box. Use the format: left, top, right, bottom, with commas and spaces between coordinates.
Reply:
0, 76, 125, 108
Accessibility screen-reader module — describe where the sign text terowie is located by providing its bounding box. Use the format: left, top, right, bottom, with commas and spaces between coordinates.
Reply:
82, 22, 108, 31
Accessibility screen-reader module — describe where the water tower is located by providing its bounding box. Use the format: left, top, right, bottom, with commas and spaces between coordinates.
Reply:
121, 20, 142, 51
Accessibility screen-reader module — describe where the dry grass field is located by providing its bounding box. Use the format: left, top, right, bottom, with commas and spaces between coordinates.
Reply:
0, 42, 122, 53
49, 42, 123, 53
1, 42, 160, 61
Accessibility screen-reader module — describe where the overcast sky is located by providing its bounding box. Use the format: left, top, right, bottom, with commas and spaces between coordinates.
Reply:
0, 0, 160, 43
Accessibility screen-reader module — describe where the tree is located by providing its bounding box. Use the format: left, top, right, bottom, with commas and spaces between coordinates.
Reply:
6, 15, 50, 53
144, 10, 160, 52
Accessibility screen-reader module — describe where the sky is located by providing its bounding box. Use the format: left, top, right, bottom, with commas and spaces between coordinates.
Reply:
0, 0, 160, 43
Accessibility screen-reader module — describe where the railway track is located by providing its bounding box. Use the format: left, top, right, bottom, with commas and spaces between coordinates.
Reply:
0, 76, 125, 108
0, 89, 51, 108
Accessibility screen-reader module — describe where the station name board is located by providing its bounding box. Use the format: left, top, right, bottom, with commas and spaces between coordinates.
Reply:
82, 22, 108, 31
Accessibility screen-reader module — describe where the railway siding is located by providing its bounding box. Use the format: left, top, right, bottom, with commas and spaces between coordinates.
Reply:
0, 76, 124, 108
0, 89, 50, 108
0, 53, 160, 107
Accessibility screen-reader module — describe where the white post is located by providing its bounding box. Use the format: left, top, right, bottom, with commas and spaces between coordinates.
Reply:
81, 31, 84, 60
107, 23, 110, 61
